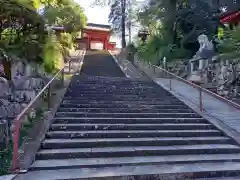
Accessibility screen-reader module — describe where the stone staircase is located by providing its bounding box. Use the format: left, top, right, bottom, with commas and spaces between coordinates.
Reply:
20, 75, 240, 180
17, 51, 240, 179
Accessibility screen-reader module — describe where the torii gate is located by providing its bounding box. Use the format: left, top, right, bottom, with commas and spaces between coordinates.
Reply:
76, 23, 116, 50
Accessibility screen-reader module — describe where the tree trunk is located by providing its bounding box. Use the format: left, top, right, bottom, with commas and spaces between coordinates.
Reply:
166, 0, 177, 44
121, 0, 126, 48
3, 59, 11, 81
128, 1, 132, 44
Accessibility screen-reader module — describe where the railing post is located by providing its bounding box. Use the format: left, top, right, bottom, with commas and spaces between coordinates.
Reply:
61, 69, 64, 87
69, 60, 71, 73
48, 85, 51, 109
169, 78, 172, 91
11, 120, 20, 171
199, 88, 203, 112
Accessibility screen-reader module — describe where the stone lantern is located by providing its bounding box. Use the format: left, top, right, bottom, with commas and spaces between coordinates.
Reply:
138, 30, 150, 42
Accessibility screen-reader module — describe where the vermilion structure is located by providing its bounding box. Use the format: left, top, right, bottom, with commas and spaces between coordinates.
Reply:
76, 23, 116, 50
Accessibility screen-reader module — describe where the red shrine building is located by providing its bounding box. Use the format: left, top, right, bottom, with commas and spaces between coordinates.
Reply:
220, 9, 240, 25
76, 23, 117, 50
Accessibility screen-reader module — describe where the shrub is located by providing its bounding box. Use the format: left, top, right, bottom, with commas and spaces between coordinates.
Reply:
43, 34, 63, 73
217, 26, 240, 54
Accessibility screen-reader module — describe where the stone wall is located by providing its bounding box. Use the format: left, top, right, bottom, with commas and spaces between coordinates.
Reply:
0, 58, 51, 150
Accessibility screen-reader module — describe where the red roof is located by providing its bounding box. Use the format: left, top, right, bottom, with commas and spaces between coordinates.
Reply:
220, 10, 240, 23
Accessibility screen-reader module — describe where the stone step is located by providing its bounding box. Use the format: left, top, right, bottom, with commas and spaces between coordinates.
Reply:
63, 94, 173, 98
71, 79, 153, 83
65, 90, 172, 95
60, 100, 185, 105
64, 92, 172, 96
65, 89, 170, 94
69, 81, 157, 86
52, 117, 208, 124
62, 97, 179, 102
50, 123, 215, 131
36, 144, 240, 160
57, 107, 195, 113
72, 75, 132, 81
69, 87, 162, 91
66, 85, 164, 89
62, 94, 177, 99
31, 154, 240, 171
59, 103, 187, 109
55, 112, 201, 118
68, 85, 159, 89
197, 177, 240, 180
46, 130, 223, 139
22, 162, 240, 180
61, 100, 187, 107
41, 137, 231, 149
69, 82, 162, 85
66, 86, 167, 90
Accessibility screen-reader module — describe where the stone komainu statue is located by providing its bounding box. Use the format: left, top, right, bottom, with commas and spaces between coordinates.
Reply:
195, 34, 215, 60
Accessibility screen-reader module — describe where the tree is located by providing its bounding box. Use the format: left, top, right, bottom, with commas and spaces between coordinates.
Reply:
108, 0, 126, 48
138, 0, 222, 53
94, 0, 139, 48
0, 0, 45, 80
43, 0, 87, 33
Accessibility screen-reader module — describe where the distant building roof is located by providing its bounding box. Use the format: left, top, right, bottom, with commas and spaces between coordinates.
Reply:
84, 23, 111, 32
87, 23, 111, 29
51, 26, 65, 31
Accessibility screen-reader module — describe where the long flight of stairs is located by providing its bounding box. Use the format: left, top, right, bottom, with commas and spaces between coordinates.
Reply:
26, 75, 240, 180
20, 51, 240, 179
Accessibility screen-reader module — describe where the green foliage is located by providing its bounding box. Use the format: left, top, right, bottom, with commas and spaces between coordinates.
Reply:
0, 0, 45, 62
16, 0, 41, 10
217, 26, 240, 54
1, 107, 45, 176
43, 0, 87, 33
60, 32, 73, 49
127, 43, 137, 54
136, 26, 191, 65
43, 34, 63, 73
0, 0, 86, 70
60, 32, 73, 58
135, 0, 221, 63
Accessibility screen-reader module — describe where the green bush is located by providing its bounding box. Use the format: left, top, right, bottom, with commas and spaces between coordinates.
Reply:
136, 28, 192, 65
60, 32, 74, 58
43, 34, 63, 73
60, 33, 73, 49
217, 26, 240, 54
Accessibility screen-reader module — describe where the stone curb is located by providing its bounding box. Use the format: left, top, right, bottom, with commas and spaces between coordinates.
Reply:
0, 175, 16, 180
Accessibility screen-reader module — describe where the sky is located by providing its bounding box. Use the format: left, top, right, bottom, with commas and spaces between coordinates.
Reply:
75, 0, 111, 25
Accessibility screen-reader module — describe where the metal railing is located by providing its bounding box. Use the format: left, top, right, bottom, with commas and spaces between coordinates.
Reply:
10, 50, 85, 172
134, 59, 240, 112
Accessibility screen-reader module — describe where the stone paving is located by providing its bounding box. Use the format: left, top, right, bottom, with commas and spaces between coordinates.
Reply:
113, 55, 240, 141
0, 175, 16, 180
109, 51, 149, 80
126, 57, 240, 140
155, 78, 240, 135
